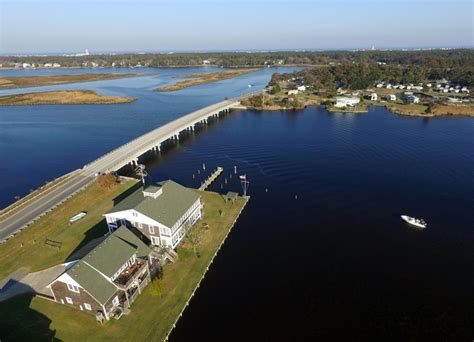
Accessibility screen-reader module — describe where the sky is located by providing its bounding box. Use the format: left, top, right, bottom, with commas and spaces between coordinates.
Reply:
0, 0, 473, 54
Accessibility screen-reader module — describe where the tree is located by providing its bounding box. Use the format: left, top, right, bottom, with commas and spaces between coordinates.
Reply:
270, 83, 281, 94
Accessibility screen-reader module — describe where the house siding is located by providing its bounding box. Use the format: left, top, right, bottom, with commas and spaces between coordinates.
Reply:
50, 281, 104, 315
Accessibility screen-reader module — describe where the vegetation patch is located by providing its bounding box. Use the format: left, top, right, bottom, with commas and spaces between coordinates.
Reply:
155, 68, 260, 91
0, 90, 135, 106
0, 73, 149, 89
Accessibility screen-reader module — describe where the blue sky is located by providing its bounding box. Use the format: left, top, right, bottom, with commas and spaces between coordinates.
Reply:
1, 0, 473, 54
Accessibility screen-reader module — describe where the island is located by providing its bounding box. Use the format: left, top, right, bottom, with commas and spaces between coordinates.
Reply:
155, 68, 260, 92
0, 73, 150, 89
240, 65, 473, 117
0, 90, 135, 106
0, 175, 249, 341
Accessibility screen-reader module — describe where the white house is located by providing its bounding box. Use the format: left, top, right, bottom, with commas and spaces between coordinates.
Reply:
387, 94, 397, 101
288, 90, 299, 95
104, 180, 202, 249
297, 85, 307, 92
403, 92, 420, 104
376, 83, 384, 88
334, 97, 360, 108
366, 93, 378, 101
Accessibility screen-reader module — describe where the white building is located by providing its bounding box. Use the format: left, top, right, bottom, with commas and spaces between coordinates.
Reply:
366, 93, 378, 101
376, 83, 384, 88
104, 180, 202, 249
297, 85, 307, 92
288, 90, 299, 95
334, 97, 360, 108
403, 92, 420, 104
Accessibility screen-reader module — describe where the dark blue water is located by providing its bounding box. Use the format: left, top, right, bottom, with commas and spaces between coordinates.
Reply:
1, 69, 473, 340
0, 67, 296, 208
143, 107, 474, 341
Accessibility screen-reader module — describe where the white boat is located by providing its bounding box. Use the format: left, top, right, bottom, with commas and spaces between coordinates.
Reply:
248, 84, 252, 88
401, 215, 427, 228
69, 211, 87, 223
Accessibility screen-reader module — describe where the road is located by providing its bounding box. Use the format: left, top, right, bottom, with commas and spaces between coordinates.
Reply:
0, 95, 251, 241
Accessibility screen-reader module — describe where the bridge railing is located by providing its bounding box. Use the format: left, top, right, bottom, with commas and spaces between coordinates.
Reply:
83, 91, 262, 172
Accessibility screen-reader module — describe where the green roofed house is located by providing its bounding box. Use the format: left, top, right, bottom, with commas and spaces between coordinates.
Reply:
104, 180, 202, 249
47, 226, 157, 320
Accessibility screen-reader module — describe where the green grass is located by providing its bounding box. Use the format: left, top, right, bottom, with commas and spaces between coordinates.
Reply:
0, 179, 139, 280
0, 191, 248, 341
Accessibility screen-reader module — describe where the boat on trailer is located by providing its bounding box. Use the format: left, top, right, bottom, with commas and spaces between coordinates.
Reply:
401, 215, 427, 229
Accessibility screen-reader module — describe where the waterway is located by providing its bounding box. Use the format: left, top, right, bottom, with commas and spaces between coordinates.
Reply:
1, 68, 473, 340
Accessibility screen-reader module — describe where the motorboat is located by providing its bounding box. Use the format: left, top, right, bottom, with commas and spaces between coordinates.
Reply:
401, 215, 427, 228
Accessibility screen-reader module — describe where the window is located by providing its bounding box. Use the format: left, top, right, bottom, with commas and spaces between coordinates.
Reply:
138, 222, 143, 229
149, 225, 155, 234
159, 227, 171, 236
84, 303, 92, 311
66, 297, 73, 304
112, 296, 119, 307
67, 283, 80, 293
132, 212, 138, 217
151, 236, 160, 245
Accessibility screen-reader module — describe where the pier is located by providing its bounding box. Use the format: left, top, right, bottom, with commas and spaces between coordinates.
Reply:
199, 167, 223, 191
0, 92, 257, 242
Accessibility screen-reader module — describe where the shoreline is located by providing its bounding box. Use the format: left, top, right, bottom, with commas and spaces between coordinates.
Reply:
240, 102, 474, 118
0, 72, 157, 90
0, 90, 136, 106
164, 195, 250, 341
154, 68, 261, 92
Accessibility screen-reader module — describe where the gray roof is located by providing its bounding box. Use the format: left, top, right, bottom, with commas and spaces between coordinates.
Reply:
67, 260, 117, 305
107, 180, 200, 228
64, 226, 151, 305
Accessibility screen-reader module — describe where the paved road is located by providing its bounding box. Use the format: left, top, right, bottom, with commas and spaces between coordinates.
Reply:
0, 95, 251, 241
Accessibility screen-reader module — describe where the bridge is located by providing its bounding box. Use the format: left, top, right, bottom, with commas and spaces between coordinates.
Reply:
0, 93, 256, 242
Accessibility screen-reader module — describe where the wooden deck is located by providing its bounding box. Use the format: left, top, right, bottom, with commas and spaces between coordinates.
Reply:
199, 167, 223, 191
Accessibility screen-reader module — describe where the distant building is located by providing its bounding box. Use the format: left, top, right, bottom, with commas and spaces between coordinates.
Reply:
297, 85, 307, 92
366, 93, 378, 101
376, 83, 384, 88
403, 92, 420, 104
334, 96, 360, 108
288, 90, 299, 95
104, 180, 201, 249
387, 94, 397, 101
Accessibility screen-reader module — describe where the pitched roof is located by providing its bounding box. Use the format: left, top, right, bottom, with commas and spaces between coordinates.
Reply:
63, 226, 151, 305
67, 260, 117, 305
107, 180, 200, 228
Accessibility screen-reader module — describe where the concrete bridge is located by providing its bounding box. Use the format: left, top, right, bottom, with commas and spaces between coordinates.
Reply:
0, 93, 256, 241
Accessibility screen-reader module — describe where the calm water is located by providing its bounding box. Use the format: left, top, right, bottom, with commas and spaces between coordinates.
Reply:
0, 66, 296, 208
1, 68, 474, 340
149, 107, 474, 341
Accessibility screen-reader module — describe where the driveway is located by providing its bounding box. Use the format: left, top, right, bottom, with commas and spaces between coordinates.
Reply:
0, 264, 67, 302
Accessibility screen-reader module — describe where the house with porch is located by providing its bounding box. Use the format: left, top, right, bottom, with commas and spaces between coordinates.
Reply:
47, 226, 156, 320
104, 180, 201, 249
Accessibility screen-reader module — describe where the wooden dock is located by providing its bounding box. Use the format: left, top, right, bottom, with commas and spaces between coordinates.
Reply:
199, 167, 223, 191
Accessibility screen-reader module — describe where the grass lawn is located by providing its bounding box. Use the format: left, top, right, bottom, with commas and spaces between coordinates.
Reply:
0, 179, 139, 281
0, 190, 248, 341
